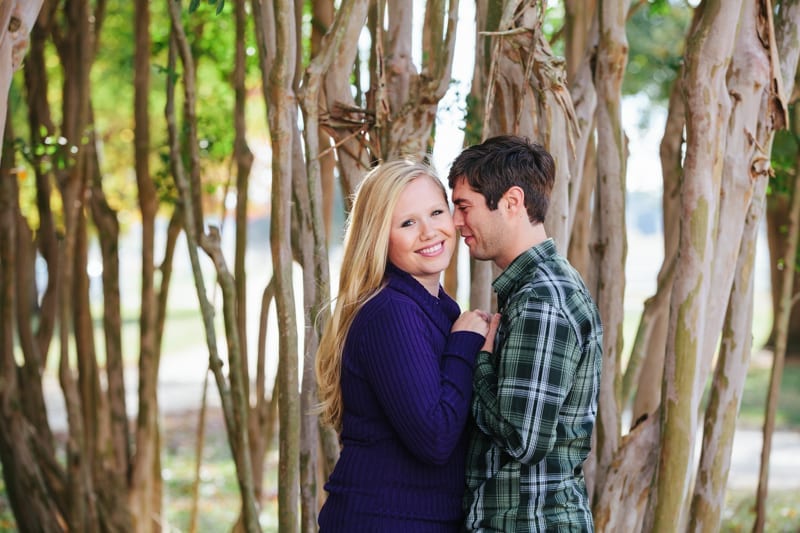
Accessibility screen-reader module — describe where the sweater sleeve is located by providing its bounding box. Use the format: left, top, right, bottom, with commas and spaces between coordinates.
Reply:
358, 299, 484, 465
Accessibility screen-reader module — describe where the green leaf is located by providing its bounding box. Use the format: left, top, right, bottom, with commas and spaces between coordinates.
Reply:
189, 0, 200, 13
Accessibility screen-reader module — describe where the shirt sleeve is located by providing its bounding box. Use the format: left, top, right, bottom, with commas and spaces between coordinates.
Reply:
358, 300, 484, 465
471, 296, 581, 465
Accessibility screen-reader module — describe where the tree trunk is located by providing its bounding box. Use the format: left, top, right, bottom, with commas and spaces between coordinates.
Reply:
85, 124, 134, 530
381, 0, 460, 161
317, 0, 373, 195
592, 412, 660, 532
0, 0, 44, 166
691, 4, 796, 529
626, 47, 688, 420
166, 2, 261, 530
266, 0, 301, 529
589, 0, 628, 498
129, 0, 161, 528
311, 0, 342, 482
754, 7, 800, 513
0, 98, 68, 533
651, 2, 743, 530
693, 2, 774, 408
756, 155, 800, 532
482, 1, 578, 251
50, 0, 99, 527
766, 195, 800, 354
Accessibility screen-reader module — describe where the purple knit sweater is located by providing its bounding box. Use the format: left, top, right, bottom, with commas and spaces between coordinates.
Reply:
318, 264, 484, 532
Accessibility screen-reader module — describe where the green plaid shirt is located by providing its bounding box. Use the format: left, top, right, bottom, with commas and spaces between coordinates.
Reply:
464, 239, 602, 532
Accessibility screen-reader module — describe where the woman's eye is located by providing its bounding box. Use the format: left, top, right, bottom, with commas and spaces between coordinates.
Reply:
401, 219, 414, 228
432, 209, 444, 216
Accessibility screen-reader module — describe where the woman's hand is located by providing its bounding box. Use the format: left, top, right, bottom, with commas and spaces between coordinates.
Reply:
451, 309, 490, 337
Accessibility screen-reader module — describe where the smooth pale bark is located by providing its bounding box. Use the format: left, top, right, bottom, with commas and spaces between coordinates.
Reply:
483, 2, 578, 250
692, 5, 795, 528
293, 143, 323, 532
564, 0, 596, 85
593, 412, 660, 532
466, 0, 494, 311
383, 0, 460, 160
0, 0, 44, 167
653, 2, 743, 530
565, 4, 597, 276
691, 184, 762, 533
311, 0, 336, 242
694, 0, 781, 406
626, 58, 687, 419
590, 0, 628, 498
754, 4, 800, 528
318, 0, 371, 196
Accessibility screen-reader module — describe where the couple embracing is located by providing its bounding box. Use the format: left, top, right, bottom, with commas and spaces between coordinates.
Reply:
315, 135, 603, 533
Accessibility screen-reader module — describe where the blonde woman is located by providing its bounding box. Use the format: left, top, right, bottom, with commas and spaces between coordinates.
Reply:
316, 159, 498, 532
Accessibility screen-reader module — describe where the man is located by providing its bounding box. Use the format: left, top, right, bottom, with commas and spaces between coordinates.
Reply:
448, 135, 603, 532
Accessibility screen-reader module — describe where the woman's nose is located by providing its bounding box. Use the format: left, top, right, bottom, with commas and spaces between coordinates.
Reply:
419, 219, 436, 239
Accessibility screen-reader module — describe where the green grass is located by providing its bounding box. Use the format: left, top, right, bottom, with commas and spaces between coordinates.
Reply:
738, 357, 800, 429
722, 489, 800, 532
159, 408, 279, 532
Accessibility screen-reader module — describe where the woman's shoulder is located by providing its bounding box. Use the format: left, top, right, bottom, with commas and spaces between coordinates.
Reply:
347, 287, 430, 350
359, 285, 420, 318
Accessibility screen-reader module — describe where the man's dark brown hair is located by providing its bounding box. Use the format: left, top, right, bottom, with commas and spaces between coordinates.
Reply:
447, 135, 555, 224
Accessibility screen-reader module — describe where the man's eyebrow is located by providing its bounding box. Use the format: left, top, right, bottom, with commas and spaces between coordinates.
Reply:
452, 198, 469, 205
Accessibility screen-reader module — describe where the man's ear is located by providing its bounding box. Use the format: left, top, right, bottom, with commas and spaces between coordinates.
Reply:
502, 186, 525, 215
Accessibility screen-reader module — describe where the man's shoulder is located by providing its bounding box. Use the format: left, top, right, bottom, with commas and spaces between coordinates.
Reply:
517, 255, 592, 306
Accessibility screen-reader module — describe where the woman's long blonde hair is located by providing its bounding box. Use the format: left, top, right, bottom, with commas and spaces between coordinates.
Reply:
316, 159, 447, 432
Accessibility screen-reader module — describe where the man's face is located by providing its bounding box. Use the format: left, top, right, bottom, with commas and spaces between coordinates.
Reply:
451, 178, 509, 265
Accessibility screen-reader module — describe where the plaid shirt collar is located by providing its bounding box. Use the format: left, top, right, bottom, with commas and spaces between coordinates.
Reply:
492, 238, 556, 308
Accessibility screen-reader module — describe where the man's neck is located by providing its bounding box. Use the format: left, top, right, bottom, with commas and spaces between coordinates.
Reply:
496, 223, 548, 270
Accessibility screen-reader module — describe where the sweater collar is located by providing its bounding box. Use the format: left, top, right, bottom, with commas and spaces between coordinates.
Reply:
385, 262, 461, 333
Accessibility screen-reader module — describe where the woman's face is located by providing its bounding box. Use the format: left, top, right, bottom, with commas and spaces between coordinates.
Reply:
388, 176, 456, 295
